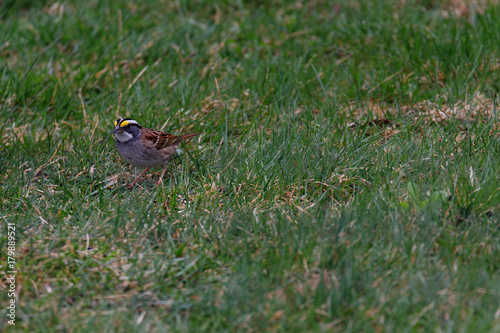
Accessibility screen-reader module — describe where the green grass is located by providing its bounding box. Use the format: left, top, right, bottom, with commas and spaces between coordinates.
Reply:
2, 0, 500, 331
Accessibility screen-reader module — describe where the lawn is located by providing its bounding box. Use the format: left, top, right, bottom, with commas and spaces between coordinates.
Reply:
1, 0, 500, 331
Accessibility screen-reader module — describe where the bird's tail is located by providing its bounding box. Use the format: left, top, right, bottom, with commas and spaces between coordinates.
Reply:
177, 133, 202, 142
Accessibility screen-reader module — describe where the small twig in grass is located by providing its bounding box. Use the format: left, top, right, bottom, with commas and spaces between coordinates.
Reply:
336, 54, 352, 65
118, 9, 122, 33
50, 82, 58, 104
126, 65, 149, 94
159, 116, 171, 132
284, 29, 311, 41
214, 77, 223, 109
222, 215, 232, 237
116, 92, 123, 116
220, 143, 244, 173
137, 311, 146, 325
39, 216, 55, 232
369, 69, 402, 93
33, 158, 59, 177
410, 302, 434, 328
452, 173, 460, 203
291, 202, 311, 216
214, 137, 224, 157
89, 118, 99, 145
311, 64, 328, 97
34, 146, 60, 176
152, 57, 162, 68
79, 89, 87, 118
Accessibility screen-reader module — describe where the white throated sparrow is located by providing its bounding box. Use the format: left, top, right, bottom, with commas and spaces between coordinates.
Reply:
110, 118, 200, 189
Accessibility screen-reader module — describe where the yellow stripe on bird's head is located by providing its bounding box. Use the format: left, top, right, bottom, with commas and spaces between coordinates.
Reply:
114, 118, 141, 128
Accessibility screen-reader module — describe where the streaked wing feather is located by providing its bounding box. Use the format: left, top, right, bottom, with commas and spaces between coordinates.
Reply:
156, 133, 179, 148
143, 128, 201, 149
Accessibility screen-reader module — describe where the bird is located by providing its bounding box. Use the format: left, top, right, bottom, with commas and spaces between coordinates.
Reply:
110, 118, 200, 189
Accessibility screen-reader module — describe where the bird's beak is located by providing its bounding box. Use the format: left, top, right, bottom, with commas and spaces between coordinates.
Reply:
110, 127, 122, 134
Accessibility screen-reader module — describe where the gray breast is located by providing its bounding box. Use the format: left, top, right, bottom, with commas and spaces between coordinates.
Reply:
115, 139, 164, 168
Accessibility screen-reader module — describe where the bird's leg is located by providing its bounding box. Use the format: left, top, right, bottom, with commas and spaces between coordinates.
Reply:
156, 165, 168, 186
127, 167, 149, 189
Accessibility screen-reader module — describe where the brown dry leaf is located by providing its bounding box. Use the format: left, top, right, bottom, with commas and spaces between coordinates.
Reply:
95, 66, 108, 79
346, 92, 494, 124
296, 270, 339, 295
437, 288, 458, 307
347, 118, 392, 129
383, 128, 400, 139
441, 0, 499, 18
266, 288, 286, 302
45, 2, 65, 17
105, 174, 121, 187
201, 94, 239, 114
347, 101, 388, 119
403, 92, 493, 122
365, 308, 379, 319
271, 310, 285, 321
3, 123, 29, 144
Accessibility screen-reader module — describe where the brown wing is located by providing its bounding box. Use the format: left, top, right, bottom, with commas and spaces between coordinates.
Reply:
143, 128, 201, 149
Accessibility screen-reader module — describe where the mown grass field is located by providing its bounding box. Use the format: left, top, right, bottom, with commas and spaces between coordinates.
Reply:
2, 0, 500, 331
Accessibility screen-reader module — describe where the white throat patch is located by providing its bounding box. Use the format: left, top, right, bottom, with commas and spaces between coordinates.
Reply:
115, 131, 133, 142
